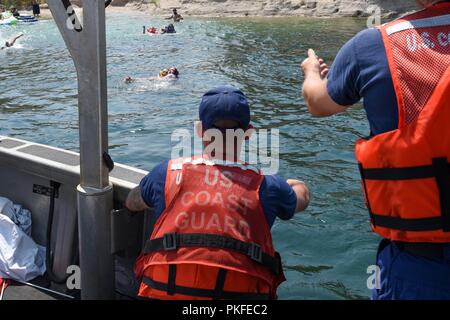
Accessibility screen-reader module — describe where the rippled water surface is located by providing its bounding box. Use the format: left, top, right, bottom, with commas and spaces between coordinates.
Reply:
0, 12, 378, 299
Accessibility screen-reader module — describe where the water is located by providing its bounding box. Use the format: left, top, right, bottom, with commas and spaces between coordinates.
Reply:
0, 12, 378, 299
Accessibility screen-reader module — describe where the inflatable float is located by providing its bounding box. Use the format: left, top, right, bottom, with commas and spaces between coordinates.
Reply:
0, 17, 18, 26
0, 16, 38, 26
16, 16, 38, 23
143, 25, 176, 35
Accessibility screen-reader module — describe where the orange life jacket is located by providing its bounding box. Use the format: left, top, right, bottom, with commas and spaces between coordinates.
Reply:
355, 2, 450, 243
135, 156, 285, 300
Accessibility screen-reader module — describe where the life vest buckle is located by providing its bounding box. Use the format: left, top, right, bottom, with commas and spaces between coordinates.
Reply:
163, 232, 177, 251
249, 243, 262, 263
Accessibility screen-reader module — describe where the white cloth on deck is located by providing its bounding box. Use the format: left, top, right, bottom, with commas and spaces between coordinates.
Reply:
0, 197, 32, 236
0, 197, 46, 282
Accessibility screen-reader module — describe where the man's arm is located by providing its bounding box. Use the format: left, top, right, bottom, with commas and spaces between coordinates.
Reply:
301, 49, 347, 117
287, 179, 310, 213
125, 186, 150, 212
10, 34, 23, 46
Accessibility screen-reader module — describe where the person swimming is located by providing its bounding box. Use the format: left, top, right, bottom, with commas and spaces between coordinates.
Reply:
1, 33, 23, 50
166, 8, 183, 23
165, 67, 179, 79
9, 6, 20, 18
124, 67, 179, 83
161, 24, 176, 34
159, 67, 179, 79
159, 68, 169, 78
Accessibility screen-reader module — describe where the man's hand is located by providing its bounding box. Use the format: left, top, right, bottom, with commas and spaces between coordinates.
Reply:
301, 48, 347, 117
287, 179, 310, 213
318, 58, 329, 79
301, 49, 327, 80
125, 186, 150, 212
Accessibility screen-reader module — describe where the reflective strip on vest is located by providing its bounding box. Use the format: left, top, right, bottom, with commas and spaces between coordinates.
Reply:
386, 14, 450, 35
169, 157, 260, 174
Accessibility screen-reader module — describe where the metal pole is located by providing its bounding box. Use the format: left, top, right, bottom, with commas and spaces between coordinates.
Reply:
47, 0, 114, 299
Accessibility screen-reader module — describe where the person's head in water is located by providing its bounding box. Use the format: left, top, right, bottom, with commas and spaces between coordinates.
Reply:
168, 67, 179, 78
197, 86, 253, 161
159, 69, 169, 77
164, 24, 175, 33
173, 8, 177, 14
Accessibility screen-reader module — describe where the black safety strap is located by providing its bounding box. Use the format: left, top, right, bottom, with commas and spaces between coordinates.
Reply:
213, 269, 227, 300
167, 264, 177, 296
360, 164, 445, 181
358, 157, 450, 232
371, 214, 443, 231
358, 163, 375, 226
143, 233, 280, 274
432, 158, 450, 231
142, 276, 271, 300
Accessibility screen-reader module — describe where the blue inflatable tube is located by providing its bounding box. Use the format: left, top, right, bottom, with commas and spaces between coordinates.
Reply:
16, 16, 38, 23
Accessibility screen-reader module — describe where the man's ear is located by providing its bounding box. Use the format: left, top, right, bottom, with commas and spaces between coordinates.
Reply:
195, 121, 204, 138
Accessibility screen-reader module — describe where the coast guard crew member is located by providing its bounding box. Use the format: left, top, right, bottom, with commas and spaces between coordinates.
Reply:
301, 0, 450, 299
126, 86, 310, 300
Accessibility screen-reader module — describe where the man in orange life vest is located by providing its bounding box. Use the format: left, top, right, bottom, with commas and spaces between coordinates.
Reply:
126, 86, 310, 300
301, 0, 450, 299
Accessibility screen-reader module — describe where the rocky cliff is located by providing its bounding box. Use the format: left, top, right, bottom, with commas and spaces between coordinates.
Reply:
73, 0, 418, 17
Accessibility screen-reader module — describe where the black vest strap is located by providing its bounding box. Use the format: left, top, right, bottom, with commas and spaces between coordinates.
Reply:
142, 276, 271, 300
432, 158, 450, 231
143, 233, 281, 274
358, 163, 375, 226
213, 268, 227, 300
358, 157, 450, 232
371, 213, 443, 231
167, 264, 177, 295
360, 164, 441, 180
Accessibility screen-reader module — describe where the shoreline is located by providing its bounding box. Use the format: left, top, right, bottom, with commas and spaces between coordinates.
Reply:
23, 3, 411, 20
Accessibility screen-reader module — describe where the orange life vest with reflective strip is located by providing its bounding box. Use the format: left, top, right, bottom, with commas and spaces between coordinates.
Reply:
355, 3, 450, 243
136, 156, 285, 300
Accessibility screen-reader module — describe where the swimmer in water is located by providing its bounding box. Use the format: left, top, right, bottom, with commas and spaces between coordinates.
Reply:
165, 67, 179, 79
165, 8, 183, 23
161, 24, 176, 34
124, 67, 179, 83
159, 68, 169, 78
1, 33, 24, 50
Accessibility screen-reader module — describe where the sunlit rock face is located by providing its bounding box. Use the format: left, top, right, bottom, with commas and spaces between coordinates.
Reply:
70, 0, 417, 17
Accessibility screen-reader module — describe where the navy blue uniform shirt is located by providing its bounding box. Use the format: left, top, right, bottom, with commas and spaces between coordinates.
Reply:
327, 28, 398, 135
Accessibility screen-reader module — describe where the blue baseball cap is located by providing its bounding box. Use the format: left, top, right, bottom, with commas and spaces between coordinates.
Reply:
199, 86, 251, 130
